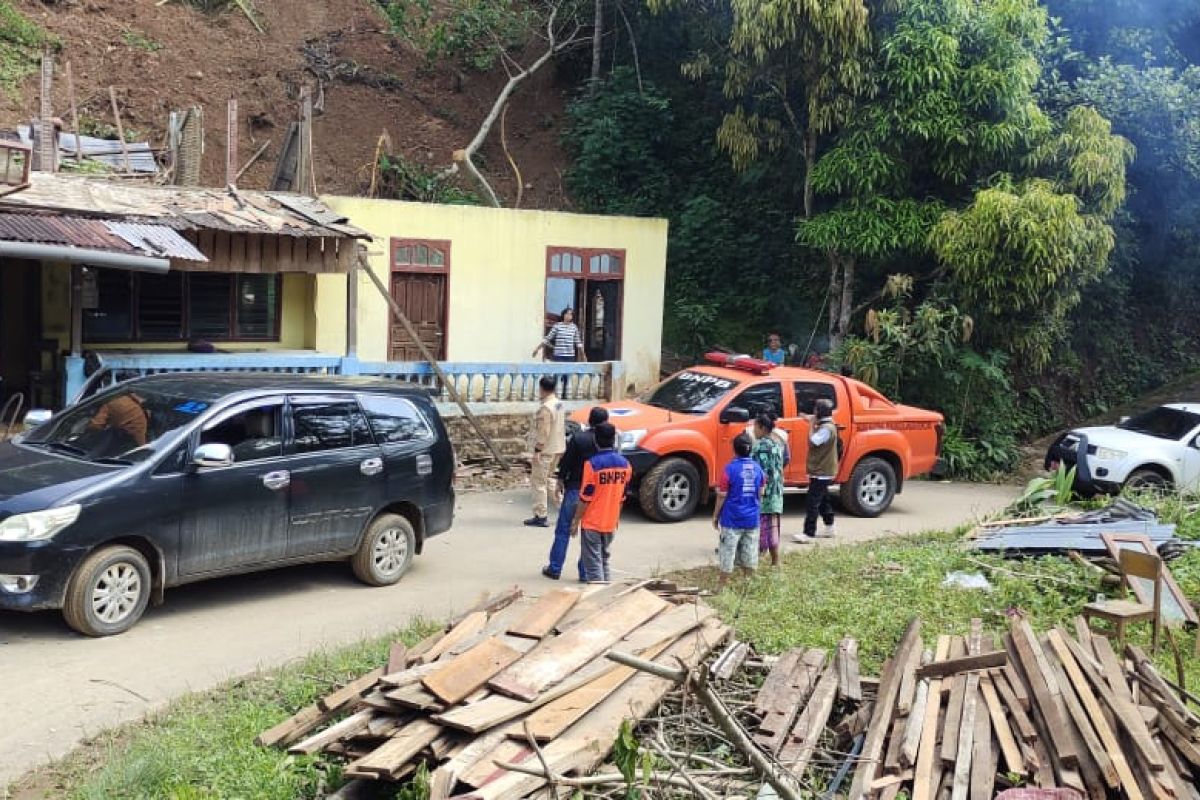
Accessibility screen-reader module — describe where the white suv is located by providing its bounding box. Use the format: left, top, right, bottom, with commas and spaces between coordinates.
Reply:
1045, 404, 1200, 493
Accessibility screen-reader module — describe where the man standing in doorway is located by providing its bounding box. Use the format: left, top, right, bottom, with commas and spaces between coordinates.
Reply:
795, 398, 838, 541
543, 406, 609, 580
525, 375, 566, 528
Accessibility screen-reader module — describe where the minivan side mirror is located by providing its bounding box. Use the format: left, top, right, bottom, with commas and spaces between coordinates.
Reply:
192, 443, 234, 469
719, 406, 751, 425
22, 409, 52, 430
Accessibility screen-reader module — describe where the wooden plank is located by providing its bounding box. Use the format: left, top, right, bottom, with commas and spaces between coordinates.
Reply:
940, 660, 968, 765
347, 719, 442, 778
1001, 634, 1031, 710
968, 687, 996, 800
506, 589, 582, 639
256, 703, 327, 748
755, 648, 827, 754
1010, 621, 1078, 766
436, 601, 711, 733
779, 663, 840, 776
897, 635, 924, 714
1129, 644, 1198, 730
1044, 636, 1119, 789
711, 640, 751, 681
433, 726, 513, 791
949, 672, 980, 800
1074, 616, 1096, 656
753, 649, 803, 716
452, 587, 524, 626
916, 652, 1007, 680
883, 716, 907, 774
379, 660, 443, 688
1066, 632, 1166, 771
422, 611, 488, 664
319, 668, 383, 713
993, 671, 1037, 743
423, 637, 524, 705
462, 617, 730, 800
386, 643, 409, 675
901, 649, 933, 769
838, 637, 863, 702
1047, 629, 1140, 797
287, 709, 374, 755
979, 676, 1025, 777
516, 638, 673, 742
848, 618, 922, 800
488, 589, 668, 701
385, 683, 445, 712
913, 636, 952, 800
872, 770, 914, 790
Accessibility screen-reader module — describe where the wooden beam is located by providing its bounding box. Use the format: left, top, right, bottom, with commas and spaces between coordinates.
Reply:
507, 589, 581, 640
849, 619, 922, 800
917, 651, 1007, 680
107, 86, 132, 173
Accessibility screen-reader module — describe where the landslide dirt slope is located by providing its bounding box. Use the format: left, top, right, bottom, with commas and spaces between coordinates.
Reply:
5, 0, 571, 205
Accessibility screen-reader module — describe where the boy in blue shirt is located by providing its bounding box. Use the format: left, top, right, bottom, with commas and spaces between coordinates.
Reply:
712, 433, 765, 589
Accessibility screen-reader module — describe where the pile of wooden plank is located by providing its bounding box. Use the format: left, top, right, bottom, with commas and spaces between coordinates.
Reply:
846, 617, 1200, 800
257, 582, 729, 800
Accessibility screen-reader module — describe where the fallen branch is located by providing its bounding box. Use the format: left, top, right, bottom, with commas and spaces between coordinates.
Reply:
964, 556, 1088, 588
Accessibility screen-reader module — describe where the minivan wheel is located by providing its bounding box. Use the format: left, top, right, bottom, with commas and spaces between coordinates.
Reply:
352, 513, 416, 586
62, 545, 152, 637
840, 457, 897, 518
639, 457, 701, 522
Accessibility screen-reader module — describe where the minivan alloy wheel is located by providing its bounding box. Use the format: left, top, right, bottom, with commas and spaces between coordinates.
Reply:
92, 562, 143, 624
373, 526, 409, 578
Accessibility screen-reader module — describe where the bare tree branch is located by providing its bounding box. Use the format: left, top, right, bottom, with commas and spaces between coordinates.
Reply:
615, 0, 644, 94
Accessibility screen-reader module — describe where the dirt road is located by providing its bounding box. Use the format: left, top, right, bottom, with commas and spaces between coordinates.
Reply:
0, 481, 1012, 786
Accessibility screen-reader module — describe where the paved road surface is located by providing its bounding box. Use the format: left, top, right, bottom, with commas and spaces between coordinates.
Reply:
0, 481, 1013, 786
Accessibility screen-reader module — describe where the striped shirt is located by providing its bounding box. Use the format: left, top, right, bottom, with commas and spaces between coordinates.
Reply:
543, 322, 583, 359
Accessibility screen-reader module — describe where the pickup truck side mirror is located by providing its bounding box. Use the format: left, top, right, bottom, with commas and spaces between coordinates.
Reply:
719, 406, 751, 425
192, 442, 234, 470
22, 409, 52, 430
1119, 416, 1130, 424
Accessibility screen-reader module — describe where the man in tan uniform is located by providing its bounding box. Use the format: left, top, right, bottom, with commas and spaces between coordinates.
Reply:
525, 375, 566, 527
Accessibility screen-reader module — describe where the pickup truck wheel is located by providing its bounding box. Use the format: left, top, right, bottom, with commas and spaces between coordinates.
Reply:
62, 545, 151, 637
1125, 469, 1170, 492
352, 514, 415, 586
841, 457, 897, 518
639, 458, 701, 522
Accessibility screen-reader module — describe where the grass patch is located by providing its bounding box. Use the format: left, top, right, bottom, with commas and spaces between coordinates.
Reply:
12, 620, 437, 800
0, 2, 53, 98
120, 30, 162, 53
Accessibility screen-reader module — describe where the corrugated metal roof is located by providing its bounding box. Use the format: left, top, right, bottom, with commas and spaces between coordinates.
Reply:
0, 174, 370, 240
17, 126, 158, 173
104, 221, 207, 261
0, 212, 208, 262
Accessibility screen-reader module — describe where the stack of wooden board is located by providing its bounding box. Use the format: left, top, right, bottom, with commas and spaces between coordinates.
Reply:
257, 582, 729, 800
845, 617, 1200, 800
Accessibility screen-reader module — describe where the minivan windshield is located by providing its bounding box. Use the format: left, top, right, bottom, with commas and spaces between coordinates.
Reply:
1118, 406, 1200, 441
642, 371, 741, 414
23, 387, 210, 464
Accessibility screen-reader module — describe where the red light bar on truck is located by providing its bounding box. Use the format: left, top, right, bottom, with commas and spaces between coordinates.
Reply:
703, 352, 777, 374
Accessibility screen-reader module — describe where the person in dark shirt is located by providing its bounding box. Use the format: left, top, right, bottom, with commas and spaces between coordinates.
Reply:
542, 406, 609, 581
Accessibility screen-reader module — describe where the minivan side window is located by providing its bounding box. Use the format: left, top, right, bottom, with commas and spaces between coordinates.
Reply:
732, 382, 784, 418
794, 382, 838, 415
200, 404, 283, 463
360, 395, 435, 444
291, 402, 373, 454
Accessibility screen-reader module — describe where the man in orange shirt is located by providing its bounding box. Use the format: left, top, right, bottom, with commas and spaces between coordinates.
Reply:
570, 423, 631, 583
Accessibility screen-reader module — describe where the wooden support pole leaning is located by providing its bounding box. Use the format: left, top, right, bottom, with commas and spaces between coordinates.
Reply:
107, 87, 132, 173
64, 61, 82, 163
360, 255, 509, 469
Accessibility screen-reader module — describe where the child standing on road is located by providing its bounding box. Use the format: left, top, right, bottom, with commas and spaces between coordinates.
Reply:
713, 433, 765, 588
752, 414, 784, 566
570, 423, 631, 583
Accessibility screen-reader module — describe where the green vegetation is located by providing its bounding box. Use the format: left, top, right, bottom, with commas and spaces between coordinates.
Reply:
376, 153, 481, 205
14, 620, 436, 800
377, 0, 535, 72
121, 29, 163, 53
0, 1, 52, 97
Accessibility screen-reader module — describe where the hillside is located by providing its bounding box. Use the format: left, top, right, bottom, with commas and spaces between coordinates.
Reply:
4, 0, 572, 205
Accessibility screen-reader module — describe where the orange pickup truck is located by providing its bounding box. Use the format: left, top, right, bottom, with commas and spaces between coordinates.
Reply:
572, 355, 945, 522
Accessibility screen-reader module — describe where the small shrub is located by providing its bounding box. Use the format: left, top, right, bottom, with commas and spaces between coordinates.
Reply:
121, 30, 163, 52
378, 0, 535, 72
375, 153, 480, 205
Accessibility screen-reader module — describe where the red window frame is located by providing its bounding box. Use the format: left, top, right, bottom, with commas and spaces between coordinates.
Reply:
389, 238, 452, 359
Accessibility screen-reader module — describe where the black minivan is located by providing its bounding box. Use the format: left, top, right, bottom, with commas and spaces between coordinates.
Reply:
0, 374, 455, 636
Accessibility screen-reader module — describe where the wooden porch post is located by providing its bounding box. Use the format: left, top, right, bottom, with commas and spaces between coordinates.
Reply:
69, 264, 83, 357
346, 253, 358, 359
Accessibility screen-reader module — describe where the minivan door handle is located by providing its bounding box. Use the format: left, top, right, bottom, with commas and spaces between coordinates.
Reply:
360, 457, 384, 477
262, 470, 291, 491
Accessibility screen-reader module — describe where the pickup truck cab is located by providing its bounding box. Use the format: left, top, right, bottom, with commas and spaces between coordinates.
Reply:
573, 355, 945, 522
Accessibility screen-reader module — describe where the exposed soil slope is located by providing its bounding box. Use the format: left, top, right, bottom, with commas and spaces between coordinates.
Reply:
5, 0, 571, 205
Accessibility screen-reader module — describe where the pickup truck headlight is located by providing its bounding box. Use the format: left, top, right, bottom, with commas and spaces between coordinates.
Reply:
619, 429, 647, 451
1095, 447, 1128, 462
0, 505, 81, 542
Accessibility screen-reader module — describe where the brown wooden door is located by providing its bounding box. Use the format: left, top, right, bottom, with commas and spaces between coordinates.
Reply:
389, 272, 446, 360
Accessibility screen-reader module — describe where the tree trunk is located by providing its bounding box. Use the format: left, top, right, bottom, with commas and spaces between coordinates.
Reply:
826, 251, 856, 351
838, 255, 855, 342
803, 127, 817, 219
590, 0, 603, 91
